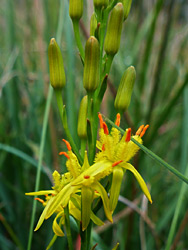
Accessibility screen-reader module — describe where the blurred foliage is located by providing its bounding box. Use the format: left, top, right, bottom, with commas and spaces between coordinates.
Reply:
0, 0, 188, 249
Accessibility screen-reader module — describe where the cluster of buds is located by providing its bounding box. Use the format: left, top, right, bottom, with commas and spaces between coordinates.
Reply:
26, 1, 152, 249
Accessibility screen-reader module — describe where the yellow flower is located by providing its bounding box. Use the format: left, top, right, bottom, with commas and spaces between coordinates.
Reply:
95, 113, 152, 211
26, 139, 114, 233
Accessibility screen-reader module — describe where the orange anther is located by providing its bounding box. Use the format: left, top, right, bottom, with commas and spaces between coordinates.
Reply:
51, 193, 55, 196
140, 124, 149, 137
35, 198, 44, 204
115, 113, 121, 127
62, 139, 71, 151
136, 125, 144, 136
125, 128, 131, 142
112, 160, 123, 167
59, 151, 70, 159
84, 175, 90, 179
98, 113, 104, 128
103, 122, 109, 135
102, 144, 105, 151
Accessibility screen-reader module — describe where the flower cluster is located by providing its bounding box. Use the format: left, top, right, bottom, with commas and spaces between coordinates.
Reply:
26, 113, 152, 238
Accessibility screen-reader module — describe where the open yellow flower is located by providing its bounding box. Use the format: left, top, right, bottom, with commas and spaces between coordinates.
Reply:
95, 113, 152, 211
26, 139, 114, 232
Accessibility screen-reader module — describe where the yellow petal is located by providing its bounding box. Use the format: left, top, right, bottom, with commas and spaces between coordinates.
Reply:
45, 184, 79, 219
81, 186, 93, 231
110, 167, 124, 211
52, 211, 64, 237
123, 163, 152, 204
112, 242, 119, 250
90, 211, 104, 226
34, 196, 55, 231
91, 182, 113, 222
25, 190, 56, 196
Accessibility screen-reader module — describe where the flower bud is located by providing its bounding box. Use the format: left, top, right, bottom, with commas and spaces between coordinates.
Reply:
77, 96, 88, 139
90, 13, 97, 36
93, 0, 109, 9
48, 38, 66, 89
104, 3, 124, 56
119, 0, 132, 20
69, 0, 83, 21
114, 66, 136, 111
83, 36, 100, 92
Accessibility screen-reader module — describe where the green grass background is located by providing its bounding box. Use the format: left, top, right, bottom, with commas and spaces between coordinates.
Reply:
0, 0, 188, 249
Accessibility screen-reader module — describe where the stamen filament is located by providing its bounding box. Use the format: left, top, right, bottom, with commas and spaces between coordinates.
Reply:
136, 125, 144, 136
62, 139, 71, 151
115, 113, 121, 127
140, 124, 149, 137
125, 128, 131, 142
59, 151, 70, 159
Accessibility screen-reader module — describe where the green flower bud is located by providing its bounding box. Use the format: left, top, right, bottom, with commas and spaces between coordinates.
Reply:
119, 0, 132, 20
83, 36, 100, 92
48, 38, 66, 89
77, 96, 88, 139
114, 66, 136, 111
90, 12, 97, 36
69, 0, 83, 21
104, 3, 124, 56
93, 0, 109, 9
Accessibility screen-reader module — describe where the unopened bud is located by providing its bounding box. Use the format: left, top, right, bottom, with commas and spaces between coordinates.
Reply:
93, 0, 109, 9
77, 96, 88, 139
104, 3, 124, 56
119, 0, 132, 20
90, 13, 97, 36
83, 36, 100, 92
48, 38, 66, 89
69, 0, 83, 21
114, 66, 136, 111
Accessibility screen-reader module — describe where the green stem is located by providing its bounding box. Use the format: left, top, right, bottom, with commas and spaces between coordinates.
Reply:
55, 89, 83, 164
64, 206, 73, 250
73, 20, 84, 62
102, 115, 188, 185
27, 87, 53, 250
80, 139, 87, 158
80, 227, 87, 250
87, 92, 95, 164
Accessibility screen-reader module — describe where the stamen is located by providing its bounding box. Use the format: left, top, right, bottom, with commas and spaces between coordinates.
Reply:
84, 175, 90, 179
98, 113, 103, 128
103, 122, 109, 135
112, 160, 123, 167
102, 144, 105, 151
140, 124, 149, 137
115, 113, 121, 127
136, 125, 144, 136
62, 139, 71, 151
51, 193, 55, 196
35, 198, 44, 204
125, 128, 131, 142
59, 151, 70, 159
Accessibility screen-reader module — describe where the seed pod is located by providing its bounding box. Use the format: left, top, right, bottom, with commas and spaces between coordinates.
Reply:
83, 36, 100, 92
90, 12, 97, 36
69, 0, 83, 21
104, 3, 124, 56
114, 66, 136, 111
48, 38, 66, 89
93, 0, 109, 9
77, 96, 88, 139
119, 0, 132, 20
